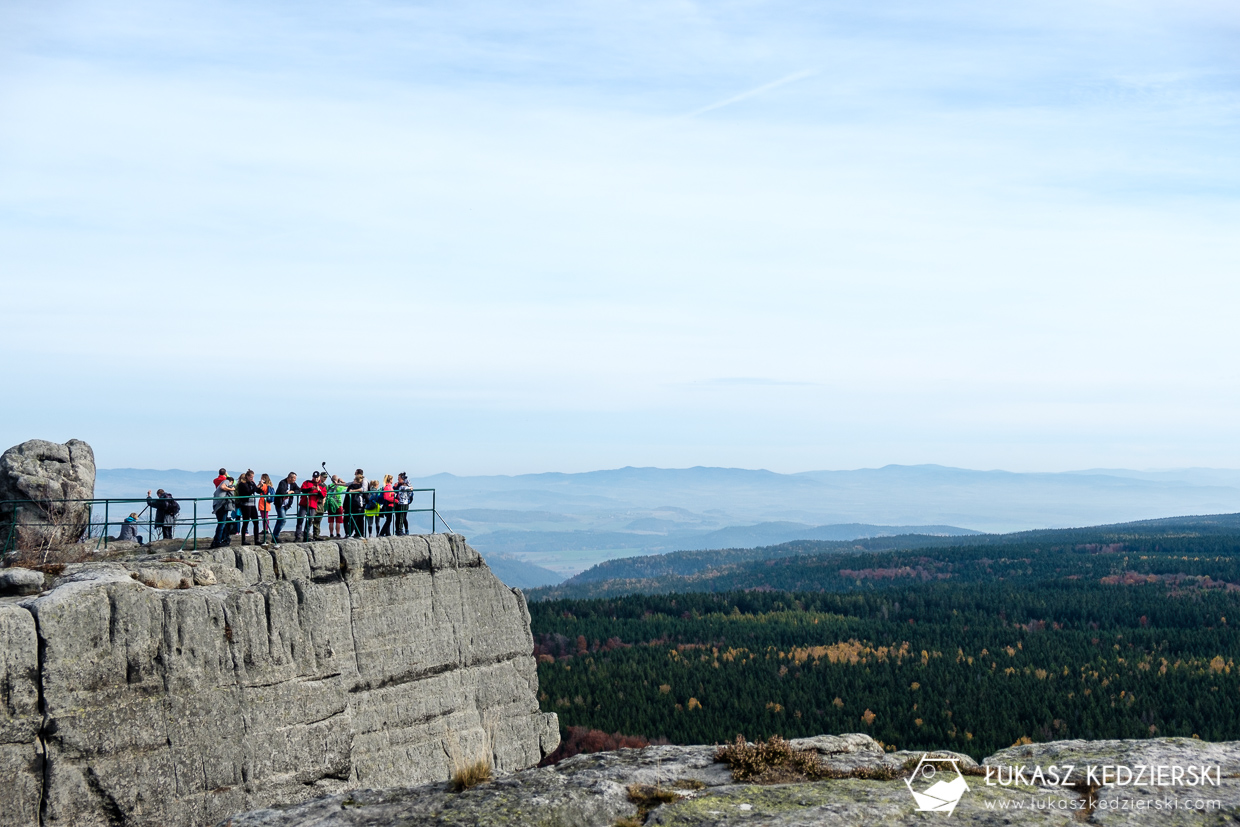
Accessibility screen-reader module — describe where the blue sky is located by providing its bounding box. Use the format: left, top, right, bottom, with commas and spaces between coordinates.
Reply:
1, 0, 1238, 474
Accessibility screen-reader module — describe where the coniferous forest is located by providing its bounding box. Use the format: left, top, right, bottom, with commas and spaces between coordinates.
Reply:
529, 518, 1240, 759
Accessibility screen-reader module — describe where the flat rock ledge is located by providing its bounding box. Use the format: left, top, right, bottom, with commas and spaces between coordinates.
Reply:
223, 734, 1240, 826
0, 534, 558, 827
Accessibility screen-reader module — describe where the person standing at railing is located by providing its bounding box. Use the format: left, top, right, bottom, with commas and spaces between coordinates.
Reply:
256, 474, 273, 544
210, 476, 235, 548
364, 480, 381, 537
344, 472, 366, 539
146, 489, 179, 540
324, 476, 345, 539
296, 471, 326, 542
273, 471, 297, 544
235, 470, 261, 546
394, 473, 413, 536
310, 474, 329, 541
378, 474, 396, 537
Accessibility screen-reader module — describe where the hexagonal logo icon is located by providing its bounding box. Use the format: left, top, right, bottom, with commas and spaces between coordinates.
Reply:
904, 754, 969, 815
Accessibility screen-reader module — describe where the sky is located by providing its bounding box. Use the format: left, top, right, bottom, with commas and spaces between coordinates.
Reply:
1, 0, 1238, 475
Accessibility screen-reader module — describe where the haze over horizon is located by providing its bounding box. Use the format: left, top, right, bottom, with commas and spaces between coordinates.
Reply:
93, 462, 1240, 578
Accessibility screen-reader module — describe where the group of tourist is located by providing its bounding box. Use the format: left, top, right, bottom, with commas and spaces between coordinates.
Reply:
208, 468, 417, 548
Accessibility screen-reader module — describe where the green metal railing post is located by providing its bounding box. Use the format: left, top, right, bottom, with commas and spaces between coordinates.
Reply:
104, 500, 109, 549
432, 490, 436, 534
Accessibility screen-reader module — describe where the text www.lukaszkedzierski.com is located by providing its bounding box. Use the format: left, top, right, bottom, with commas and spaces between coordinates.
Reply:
984, 797, 1223, 812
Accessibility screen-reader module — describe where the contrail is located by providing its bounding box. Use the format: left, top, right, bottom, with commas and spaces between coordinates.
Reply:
680, 69, 817, 119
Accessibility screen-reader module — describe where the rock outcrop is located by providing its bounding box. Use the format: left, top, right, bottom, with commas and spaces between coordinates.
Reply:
223, 733, 1240, 826
0, 534, 559, 827
0, 567, 44, 596
0, 439, 96, 552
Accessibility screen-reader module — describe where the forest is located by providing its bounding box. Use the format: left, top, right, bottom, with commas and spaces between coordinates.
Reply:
530, 521, 1240, 759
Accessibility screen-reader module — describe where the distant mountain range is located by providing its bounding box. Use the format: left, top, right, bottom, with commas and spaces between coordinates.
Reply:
95, 464, 1240, 583
528, 512, 1240, 601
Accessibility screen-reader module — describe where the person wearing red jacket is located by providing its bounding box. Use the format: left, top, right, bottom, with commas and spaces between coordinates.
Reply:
310, 474, 329, 541
295, 471, 326, 542
379, 474, 397, 537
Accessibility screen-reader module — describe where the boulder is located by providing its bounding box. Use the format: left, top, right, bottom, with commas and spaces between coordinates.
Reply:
0, 438, 95, 553
0, 567, 44, 596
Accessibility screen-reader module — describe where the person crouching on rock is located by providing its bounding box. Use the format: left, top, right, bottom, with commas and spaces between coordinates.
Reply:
146, 489, 179, 540
118, 512, 144, 544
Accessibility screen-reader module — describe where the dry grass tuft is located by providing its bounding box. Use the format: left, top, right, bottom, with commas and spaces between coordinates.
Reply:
714, 735, 901, 784
627, 783, 676, 808
444, 725, 495, 792
625, 783, 679, 822
450, 757, 493, 791
715, 735, 823, 783
6, 544, 93, 570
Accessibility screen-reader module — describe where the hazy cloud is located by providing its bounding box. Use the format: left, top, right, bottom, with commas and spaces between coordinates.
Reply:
0, 0, 1237, 474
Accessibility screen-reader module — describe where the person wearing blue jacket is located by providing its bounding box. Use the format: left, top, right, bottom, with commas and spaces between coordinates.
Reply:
118, 513, 144, 544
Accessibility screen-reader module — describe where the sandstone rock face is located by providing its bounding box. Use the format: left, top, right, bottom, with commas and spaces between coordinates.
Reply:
0, 601, 41, 827
224, 734, 1240, 827
0, 439, 96, 552
0, 534, 558, 827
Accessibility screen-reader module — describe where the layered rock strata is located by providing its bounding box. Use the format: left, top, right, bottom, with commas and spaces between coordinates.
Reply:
0, 534, 559, 827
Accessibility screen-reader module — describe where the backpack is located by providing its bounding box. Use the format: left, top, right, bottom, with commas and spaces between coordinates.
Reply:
165, 496, 180, 517
367, 492, 383, 508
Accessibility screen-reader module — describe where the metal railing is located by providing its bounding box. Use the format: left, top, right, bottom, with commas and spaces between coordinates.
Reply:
1, 487, 442, 557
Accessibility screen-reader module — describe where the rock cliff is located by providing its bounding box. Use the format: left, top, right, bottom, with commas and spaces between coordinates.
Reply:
0, 534, 559, 827
223, 733, 1240, 826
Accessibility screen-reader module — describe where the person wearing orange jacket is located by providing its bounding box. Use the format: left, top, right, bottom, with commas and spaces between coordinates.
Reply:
256, 473, 274, 544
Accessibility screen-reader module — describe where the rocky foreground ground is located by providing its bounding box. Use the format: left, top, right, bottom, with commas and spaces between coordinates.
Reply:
221, 733, 1240, 826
